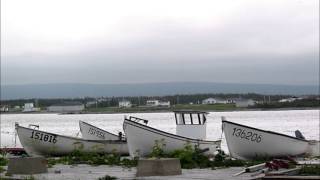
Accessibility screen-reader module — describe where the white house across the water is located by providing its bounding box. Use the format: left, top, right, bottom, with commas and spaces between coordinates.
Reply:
23, 103, 40, 112
119, 100, 132, 108
0, 105, 9, 112
278, 97, 301, 103
146, 100, 170, 107
202, 98, 227, 104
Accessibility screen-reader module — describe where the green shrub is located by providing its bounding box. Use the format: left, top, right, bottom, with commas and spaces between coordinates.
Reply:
0, 156, 8, 166
98, 175, 117, 180
47, 150, 137, 168
23, 175, 35, 180
299, 165, 320, 175
147, 140, 249, 169
120, 157, 138, 168
0, 166, 6, 173
149, 139, 167, 158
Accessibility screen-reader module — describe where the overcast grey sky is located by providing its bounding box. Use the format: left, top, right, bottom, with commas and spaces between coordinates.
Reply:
1, 0, 319, 85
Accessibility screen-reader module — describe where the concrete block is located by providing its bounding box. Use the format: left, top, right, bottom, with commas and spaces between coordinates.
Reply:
136, 158, 181, 177
7, 157, 48, 174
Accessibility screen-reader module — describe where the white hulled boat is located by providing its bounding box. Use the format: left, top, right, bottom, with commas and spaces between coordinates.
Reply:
222, 118, 310, 160
123, 111, 221, 157
79, 121, 123, 141
16, 123, 128, 156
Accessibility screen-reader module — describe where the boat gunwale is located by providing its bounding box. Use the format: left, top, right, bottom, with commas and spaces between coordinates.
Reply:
123, 119, 221, 144
79, 121, 120, 138
172, 110, 209, 114
16, 125, 127, 144
222, 120, 309, 142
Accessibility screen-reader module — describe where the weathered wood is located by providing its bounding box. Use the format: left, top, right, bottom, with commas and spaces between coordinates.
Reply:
266, 167, 301, 176
233, 163, 266, 176
246, 163, 267, 172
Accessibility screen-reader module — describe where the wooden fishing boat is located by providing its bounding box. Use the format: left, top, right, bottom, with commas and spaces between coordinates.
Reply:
79, 121, 123, 141
15, 123, 128, 157
222, 119, 310, 160
123, 111, 221, 157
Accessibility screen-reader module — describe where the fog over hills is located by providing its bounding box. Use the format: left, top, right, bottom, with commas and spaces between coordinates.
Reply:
2, 1, 318, 99
1, 82, 318, 100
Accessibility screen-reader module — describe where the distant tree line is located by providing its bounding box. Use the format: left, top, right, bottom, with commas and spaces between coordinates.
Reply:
253, 99, 320, 108
0, 93, 301, 108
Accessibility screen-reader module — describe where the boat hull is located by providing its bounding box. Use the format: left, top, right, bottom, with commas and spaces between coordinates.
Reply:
16, 125, 128, 157
222, 120, 309, 160
79, 121, 120, 140
123, 119, 221, 157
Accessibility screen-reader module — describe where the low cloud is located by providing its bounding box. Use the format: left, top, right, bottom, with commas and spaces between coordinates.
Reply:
1, 0, 319, 86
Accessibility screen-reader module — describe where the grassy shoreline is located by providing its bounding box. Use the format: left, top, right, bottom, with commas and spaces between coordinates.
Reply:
1, 107, 318, 115
84, 106, 319, 114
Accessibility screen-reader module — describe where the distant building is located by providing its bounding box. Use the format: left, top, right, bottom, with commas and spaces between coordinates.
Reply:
47, 102, 84, 112
278, 97, 301, 103
202, 98, 216, 104
226, 99, 236, 104
86, 101, 97, 107
235, 99, 255, 108
146, 100, 170, 107
97, 97, 109, 102
119, 100, 132, 108
23, 103, 40, 112
202, 98, 227, 104
0, 105, 9, 112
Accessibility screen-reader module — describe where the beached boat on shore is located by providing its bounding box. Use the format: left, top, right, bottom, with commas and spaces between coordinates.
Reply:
222, 119, 310, 160
16, 123, 128, 157
123, 111, 221, 157
79, 121, 123, 141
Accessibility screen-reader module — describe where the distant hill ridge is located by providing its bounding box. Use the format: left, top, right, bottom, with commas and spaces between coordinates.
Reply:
1, 82, 318, 100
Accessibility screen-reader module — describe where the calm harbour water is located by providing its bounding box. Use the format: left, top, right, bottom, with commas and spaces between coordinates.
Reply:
1, 110, 319, 153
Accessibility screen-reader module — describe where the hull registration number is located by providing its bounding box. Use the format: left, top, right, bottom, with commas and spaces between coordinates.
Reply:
30, 131, 57, 143
232, 128, 262, 143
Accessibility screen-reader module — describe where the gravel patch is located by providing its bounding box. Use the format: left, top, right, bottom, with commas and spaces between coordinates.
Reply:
1, 164, 257, 180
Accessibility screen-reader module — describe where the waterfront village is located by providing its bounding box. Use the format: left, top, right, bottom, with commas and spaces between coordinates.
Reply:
1, 94, 319, 114
1, 94, 319, 180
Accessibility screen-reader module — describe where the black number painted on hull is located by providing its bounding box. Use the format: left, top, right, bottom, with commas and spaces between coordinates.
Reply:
232, 128, 262, 143
88, 128, 106, 139
30, 131, 57, 143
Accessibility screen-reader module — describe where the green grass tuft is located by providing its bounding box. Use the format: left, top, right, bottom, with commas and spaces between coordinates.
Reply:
299, 164, 320, 175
